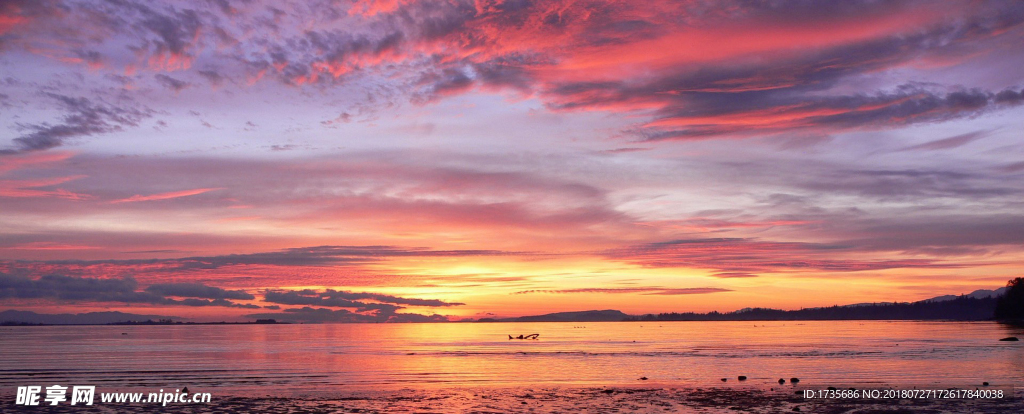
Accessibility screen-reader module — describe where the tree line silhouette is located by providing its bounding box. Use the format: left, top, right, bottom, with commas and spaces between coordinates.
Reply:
995, 277, 1024, 321
626, 278, 1024, 322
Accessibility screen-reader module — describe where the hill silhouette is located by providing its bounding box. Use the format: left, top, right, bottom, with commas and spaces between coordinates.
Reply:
626, 295, 998, 322
506, 309, 629, 322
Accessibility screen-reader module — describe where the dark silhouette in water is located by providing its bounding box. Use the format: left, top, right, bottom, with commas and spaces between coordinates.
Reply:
995, 277, 1024, 321
508, 333, 540, 340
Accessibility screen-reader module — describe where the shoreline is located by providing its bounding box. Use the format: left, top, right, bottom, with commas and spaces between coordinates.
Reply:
6, 385, 1021, 413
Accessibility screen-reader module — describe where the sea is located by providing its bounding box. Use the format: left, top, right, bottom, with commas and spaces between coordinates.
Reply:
1, 321, 1022, 397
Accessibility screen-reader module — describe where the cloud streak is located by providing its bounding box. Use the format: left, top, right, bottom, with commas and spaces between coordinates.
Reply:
603, 238, 969, 277
0, 245, 522, 282
263, 289, 463, 313
897, 130, 992, 151
0, 273, 259, 308
110, 188, 223, 203
244, 307, 450, 323
145, 282, 254, 300
512, 287, 731, 295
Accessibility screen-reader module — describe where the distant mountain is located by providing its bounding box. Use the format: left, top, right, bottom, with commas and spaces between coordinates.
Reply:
630, 295, 1001, 322
833, 287, 1010, 308
923, 287, 1008, 303
499, 286, 1011, 323
5, 286, 1010, 325
0, 310, 177, 325
508, 309, 629, 322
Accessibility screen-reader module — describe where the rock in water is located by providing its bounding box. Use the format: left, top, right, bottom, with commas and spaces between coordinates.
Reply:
738, 376, 747, 381
999, 336, 1019, 341
790, 378, 800, 384
778, 378, 786, 384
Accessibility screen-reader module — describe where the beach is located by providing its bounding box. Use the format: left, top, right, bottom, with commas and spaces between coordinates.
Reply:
3, 322, 1021, 412
5, 386, 1022, 413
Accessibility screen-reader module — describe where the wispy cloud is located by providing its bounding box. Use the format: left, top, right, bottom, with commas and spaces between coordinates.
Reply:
2, 94, 151, 154
263, 288, 463, 313
244, 307, 450, 323
110, 188, 223, 203
603, 238, 969, 277
0, 175, 90, 199
1, 245, 521, 276
897, 130, 992, 151
8, 242, 99, 251
512, 287, 731, 295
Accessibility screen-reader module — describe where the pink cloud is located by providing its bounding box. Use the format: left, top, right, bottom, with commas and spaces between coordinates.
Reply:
0, 175, 90, 200
110, 188, 224, 204
0, 151, 76, 174
8, 242, 100, 251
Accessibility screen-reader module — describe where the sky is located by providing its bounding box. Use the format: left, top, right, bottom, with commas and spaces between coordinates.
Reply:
1, 0, 1023, 322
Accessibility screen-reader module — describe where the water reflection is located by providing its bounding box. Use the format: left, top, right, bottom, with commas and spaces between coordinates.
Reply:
1, 321, 1021, 396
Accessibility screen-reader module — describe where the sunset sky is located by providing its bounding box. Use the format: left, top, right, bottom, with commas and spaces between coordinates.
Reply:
2, 0, 1023, 322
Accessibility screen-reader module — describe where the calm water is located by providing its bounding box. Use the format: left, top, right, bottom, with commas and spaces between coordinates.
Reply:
1, 321, 1022, 396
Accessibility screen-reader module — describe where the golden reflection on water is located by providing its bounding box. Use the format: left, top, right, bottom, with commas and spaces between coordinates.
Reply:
1, 321, 1022, 395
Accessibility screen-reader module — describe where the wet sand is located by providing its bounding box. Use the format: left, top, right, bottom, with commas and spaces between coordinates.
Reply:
6, 386, 1022, 413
